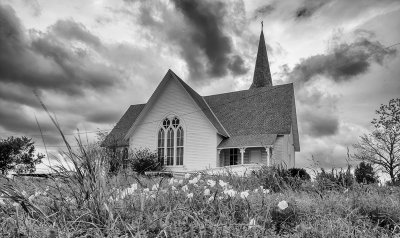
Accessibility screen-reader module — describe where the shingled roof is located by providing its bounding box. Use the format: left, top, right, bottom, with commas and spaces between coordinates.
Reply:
101, 104, 145, 147
204, 83, 300, 150
102, 83, 300, 151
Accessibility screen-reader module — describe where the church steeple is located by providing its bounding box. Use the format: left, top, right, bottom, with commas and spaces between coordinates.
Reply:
250, 23, 273, 89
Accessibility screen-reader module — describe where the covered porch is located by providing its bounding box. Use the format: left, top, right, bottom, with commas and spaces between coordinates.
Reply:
217, 134, 277, 168
218, 146, 273, 167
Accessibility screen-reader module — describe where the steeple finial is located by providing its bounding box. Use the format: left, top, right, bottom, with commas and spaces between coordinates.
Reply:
261, 21, 263, 31
250, 25, 273, 89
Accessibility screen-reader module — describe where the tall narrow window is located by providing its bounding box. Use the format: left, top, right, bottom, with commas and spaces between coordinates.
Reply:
176, 127, 184, 165
229, 148, 239, 165
157, 129, 165, 165
166, 128, 174, 165
158, 116, 184, 166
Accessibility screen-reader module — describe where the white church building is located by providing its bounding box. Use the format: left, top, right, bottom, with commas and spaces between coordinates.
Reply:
103, 30, 300, 172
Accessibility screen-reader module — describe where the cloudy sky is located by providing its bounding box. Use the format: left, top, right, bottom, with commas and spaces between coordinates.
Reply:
1, 0, 399, 171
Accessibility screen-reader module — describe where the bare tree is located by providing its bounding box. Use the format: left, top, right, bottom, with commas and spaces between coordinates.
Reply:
353, 98, 400, 183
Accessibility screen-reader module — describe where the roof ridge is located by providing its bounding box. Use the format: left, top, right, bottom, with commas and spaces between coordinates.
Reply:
203, 83, 293, 98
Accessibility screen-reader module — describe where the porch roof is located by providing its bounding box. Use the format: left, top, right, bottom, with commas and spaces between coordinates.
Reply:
217, 134, 277, 149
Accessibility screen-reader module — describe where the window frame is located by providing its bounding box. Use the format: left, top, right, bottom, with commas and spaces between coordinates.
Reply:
157, 116, 184, 167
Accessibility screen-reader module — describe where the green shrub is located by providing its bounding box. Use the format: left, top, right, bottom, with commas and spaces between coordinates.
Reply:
288, 168, 311, 181
129, 148, 162, 174
251, 165, 307, 192
355, 162, 377, 184
315, 165, 354, 190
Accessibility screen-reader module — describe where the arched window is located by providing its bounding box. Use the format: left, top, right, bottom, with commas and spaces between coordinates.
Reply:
166, 128, 174, 165
176, 127, 184, 165
157, 129, 165, 165
157, 116, 184, 166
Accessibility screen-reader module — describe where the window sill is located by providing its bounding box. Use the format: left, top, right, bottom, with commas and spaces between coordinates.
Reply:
165, 165, 184, 168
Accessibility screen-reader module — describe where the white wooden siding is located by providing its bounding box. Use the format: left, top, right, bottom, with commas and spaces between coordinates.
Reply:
129, 78, 218, 171
272, 133, 295, 168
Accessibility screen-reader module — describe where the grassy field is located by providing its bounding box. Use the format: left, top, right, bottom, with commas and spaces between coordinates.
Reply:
1, 158, 400, 238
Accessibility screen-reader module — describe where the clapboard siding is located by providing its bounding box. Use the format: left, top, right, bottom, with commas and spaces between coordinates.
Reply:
129, 78, 218, 171
272, 135, 283, 165
272, 132, 295, 168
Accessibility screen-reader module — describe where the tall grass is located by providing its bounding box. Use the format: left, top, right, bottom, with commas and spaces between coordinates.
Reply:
0, 98, 400, 236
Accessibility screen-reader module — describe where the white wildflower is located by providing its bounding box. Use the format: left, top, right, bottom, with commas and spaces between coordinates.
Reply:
143, 188, 150, 193
217, 196, 224, 200
197, 174, 202, 180
178, 180, 184, 184
277, 200, 288, 210
249, 218, 256, 228
264, 189, 270, 194
187, 193, 193, 199
219, 180, 228, 187
0, 198, 5, 206
12, 202, 19, 207
254, 189, 259, 193
171, 186, 177, 191
169, 178, 175, 185
181, 185, 189, 192
189, 177, 199, 184
207, 180, 216, 187
240, 190, 249, 199
204, 188, 211, 196
208, 196, 214, 203
224, 189, 237, 197
184, 173, 191, 179
152, 184, 159, 191
131, 183, 138, 190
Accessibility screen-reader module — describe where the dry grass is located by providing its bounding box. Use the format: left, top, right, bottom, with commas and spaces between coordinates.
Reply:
1, 99, 399, 237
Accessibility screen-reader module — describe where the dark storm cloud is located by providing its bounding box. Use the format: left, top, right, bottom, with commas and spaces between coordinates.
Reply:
85, 110, 121, 124
132, 0, 247, 81
50, 19, 101, 47
0, 4, 122, 96
295, 0, 331, 19
228, 55, 248, 75
290, 37, 397, 83
297, 88, 340, 137
301, 110, 339, 137
172, 0, 235, 77
0, 101, 54, 134
253, 3, 275, 19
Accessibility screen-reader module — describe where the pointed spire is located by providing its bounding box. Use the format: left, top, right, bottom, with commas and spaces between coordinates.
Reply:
250, 23, 273, 89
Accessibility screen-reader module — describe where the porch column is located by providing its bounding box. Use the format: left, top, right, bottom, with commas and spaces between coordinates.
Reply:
217, 149, 222, 167
239, 148, 246, 165
265, 146, 271, 167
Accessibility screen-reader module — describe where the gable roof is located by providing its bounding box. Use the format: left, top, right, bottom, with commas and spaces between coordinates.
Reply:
170, 70, 230, 138
123, 70, 229, 140
101, 104, 145, 147
204, 83, 299, 151
102, 79, 300, 151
